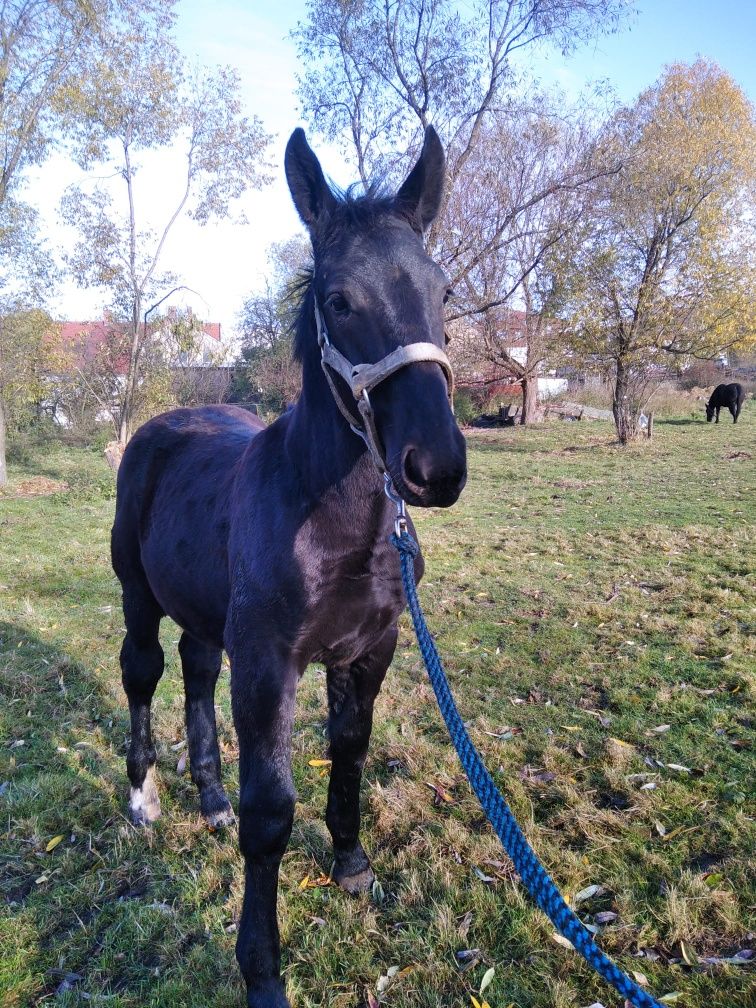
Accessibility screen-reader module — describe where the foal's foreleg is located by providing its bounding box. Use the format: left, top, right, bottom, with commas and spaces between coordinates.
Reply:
326, 625, 398, 894
232, 652, 299, 1008
178, 632, 234, 828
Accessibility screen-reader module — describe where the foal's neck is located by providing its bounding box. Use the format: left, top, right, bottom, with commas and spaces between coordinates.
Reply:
284, 334, 387, 523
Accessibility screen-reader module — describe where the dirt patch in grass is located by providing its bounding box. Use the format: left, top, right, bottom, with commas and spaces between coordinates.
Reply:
1, 476, 69, 498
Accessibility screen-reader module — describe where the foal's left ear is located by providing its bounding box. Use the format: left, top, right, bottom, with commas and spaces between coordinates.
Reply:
395, 126, 446, 235
285, 128, 337, 230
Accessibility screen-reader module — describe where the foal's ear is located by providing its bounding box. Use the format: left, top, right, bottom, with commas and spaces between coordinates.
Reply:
395, 126, 446, 234
285, 128, 337, 230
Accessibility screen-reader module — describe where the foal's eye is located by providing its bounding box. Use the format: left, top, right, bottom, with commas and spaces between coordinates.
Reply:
327, 294, 350, 316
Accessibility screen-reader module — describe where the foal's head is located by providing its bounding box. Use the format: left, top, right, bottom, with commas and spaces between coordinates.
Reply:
705, 401, 715, 422
285, 127, 467, 508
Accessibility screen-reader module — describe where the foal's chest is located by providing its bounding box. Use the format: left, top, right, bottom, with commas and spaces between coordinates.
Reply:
295, 533, 406, 667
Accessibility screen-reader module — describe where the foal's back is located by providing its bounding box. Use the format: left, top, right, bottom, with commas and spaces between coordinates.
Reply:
112, 405, 266, 646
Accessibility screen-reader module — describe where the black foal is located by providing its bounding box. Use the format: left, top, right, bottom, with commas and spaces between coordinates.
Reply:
112, 126, 466, 1007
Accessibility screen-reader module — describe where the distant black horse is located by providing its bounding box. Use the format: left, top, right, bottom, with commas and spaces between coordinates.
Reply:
706, 382, 745, 423
111, 128, 466, 1008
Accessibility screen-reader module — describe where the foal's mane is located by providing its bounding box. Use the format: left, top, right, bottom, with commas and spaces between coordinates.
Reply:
291, 183, 409, 363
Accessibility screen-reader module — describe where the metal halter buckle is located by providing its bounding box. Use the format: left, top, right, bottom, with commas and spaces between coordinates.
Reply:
383, 473, 407, 537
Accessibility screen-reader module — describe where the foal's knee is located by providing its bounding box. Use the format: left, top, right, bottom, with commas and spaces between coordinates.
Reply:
120, 634, 164, 697
238, 782, 295, 862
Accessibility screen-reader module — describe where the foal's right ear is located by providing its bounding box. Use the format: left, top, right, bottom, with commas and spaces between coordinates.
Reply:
285, 128, 337, 230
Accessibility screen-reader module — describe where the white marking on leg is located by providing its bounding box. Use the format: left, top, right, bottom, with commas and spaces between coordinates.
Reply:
129, 765, 161, 823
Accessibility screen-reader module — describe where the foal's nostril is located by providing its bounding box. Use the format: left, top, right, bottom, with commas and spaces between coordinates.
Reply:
403, 448, 427, 488
401, 446, 466, 494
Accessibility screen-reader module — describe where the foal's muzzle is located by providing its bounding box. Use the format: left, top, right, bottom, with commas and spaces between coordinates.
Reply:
399, 438, 467, 507
379, 364, 467, 509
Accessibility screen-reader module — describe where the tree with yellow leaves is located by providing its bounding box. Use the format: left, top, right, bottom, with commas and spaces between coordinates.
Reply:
564, 60, 756, 443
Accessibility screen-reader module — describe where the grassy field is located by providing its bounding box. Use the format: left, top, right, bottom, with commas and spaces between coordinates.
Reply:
1, 416, 754, 1008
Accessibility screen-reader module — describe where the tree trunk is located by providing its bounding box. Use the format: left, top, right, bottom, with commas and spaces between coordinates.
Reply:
0, 396, 7, 487
612, 357, 640, 445
520, 372, 539, 424
118, 309, 142, 445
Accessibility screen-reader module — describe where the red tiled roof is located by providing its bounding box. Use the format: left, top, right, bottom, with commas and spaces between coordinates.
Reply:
56, 319, 221, 366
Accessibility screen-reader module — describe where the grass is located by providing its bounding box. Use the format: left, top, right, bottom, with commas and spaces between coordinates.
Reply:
1, 416, 754, 1008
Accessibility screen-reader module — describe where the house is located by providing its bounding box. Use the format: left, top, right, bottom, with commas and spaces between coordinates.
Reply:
449, 308, 567, 403
40, 315, 225, 428
57, 315, 222, 373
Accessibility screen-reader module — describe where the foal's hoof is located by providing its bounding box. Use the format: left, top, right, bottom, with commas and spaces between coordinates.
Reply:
334, 863, 376, 895
204, 804, 236, 830
201, 787, 236, 831
332, 845, 375, 895
128, 768, 161, 825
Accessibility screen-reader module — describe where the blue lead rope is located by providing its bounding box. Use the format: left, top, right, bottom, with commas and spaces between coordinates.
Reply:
391, 527, 664, 1008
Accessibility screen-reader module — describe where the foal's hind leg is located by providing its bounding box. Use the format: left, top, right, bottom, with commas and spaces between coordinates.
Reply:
120, 581, 164, 825
326, 625, 398, 894
178, 632, 234, 828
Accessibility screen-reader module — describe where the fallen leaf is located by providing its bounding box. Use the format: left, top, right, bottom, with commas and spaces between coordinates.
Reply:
631, 970, 648, 986
572, 884, 605, 906
679, 940, 698, 966
473, 868, 495, 883
700, 950, 752, 966
658, 993, 683, 1004
457, 910, 474, 938
648, 724, 671, 734
479, 965, 495, 994
45, 834, 65, 852
425, 781, 454, 804
665, 763, 691, 773
307, 758, 332, 768
297, 875, 331, 890
560, 725, 582, 732
176, 752, 187, 775
703, 872, 723, 889
456, 948, 481, 963
552, 933, 574, 950
366, 992, 379, 1008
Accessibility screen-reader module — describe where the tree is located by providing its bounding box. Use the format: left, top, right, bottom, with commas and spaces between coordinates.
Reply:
238, 237, 310, 413
293, 1, 628, 420
60, 21, 271, 443
564, 61, 756, 443
0, 1, 176, 474
0, 1, 172, 261
0, 308, 64, 485
145, 309, 232, 411
444, 97, 611, 421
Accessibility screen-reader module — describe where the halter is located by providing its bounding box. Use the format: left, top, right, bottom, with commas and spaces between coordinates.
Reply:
314, 297, 455, 474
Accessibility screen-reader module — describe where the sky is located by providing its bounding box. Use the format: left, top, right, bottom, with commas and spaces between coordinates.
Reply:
25, 0, 756, 343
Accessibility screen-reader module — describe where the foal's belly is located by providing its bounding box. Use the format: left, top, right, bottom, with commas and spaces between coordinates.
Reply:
140, 484, 233, 649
